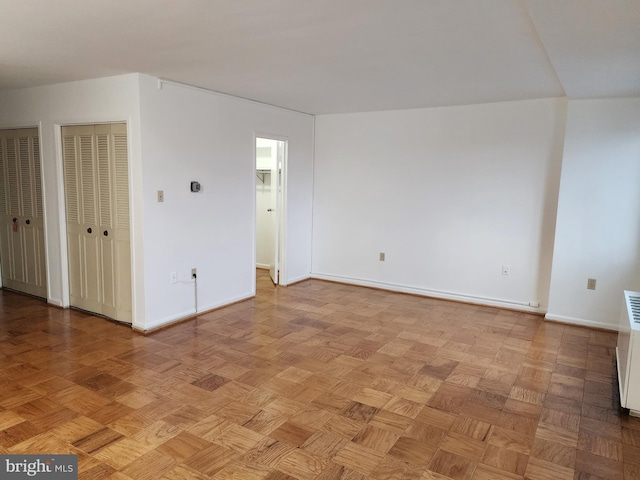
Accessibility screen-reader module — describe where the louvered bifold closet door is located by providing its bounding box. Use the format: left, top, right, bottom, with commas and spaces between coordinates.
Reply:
62, 124, 131, 323
0, 128, 47, 298
0, 131, 22, 286
110, 124, 132, 322
94, 123, 132, 322
62, 125, 101, 315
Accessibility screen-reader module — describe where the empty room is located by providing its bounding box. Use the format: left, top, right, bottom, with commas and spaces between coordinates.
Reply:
1, 1, 640, 479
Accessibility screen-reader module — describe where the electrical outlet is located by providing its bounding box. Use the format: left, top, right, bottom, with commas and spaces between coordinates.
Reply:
587, 278, 596, 290
379, 252, 385, 261
502, 265, 511, 276
157, 190, 164, 202
191, 268, 197, 279
170, 272, 177, 284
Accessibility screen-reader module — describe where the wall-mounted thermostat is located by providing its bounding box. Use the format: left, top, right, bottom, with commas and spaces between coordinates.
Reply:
190, 181, 201, 192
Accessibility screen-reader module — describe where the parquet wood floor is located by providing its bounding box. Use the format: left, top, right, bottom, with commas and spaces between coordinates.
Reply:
1, 270, 639, 479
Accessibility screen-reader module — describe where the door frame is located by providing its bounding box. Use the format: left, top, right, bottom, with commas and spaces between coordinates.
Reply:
253, 132, 288, 291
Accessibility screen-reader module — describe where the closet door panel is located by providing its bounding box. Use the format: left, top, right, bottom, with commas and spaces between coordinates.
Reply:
0, 136, 8, 282
0, 136, 12, 284
0, 224, 11, 284
62, 123, 130, 323
96, 125, 116, 317
0, 130, 47, 296
4, 133, 25, 284
63, 132, 81, 305
115, 233, 132, 322
22, 224, 39, 288
63, 127, 95, 310
9, 234, 26, 283
16, 132, 46, 296
79, 133, 98, 227
100, 236, 117, 319
112, 124, 132, 320
6, 134, 20, 219
79, 132, 101, 309
31, 137, 46, 293
66, 224, 83, 303
82, 232, 101, 307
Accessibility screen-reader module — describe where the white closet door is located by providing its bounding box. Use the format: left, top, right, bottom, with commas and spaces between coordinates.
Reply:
0, 128, 47, 298
269, 144, 280, 285
95, 124, 116, 319
62, 131, 84, 308
3, 131, 25, 284
0, 135, 10, 286
111, 124, 132, 322
63, 125, 101, 314
62, 124, 131, 323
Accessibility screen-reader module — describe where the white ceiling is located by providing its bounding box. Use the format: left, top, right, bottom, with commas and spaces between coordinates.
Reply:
0, 0, 638, 114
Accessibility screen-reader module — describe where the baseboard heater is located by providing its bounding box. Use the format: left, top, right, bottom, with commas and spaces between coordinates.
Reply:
617, 290, 640, 415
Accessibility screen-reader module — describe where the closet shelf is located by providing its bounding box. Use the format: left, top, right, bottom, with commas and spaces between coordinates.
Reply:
256, 169, 270, 183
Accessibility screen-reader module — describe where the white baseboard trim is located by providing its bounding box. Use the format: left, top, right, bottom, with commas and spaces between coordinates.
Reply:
47, 298, 64, 307
544, 313, 618, 331
282, 274, 312, 286
256, 263, 269, 270
136, 292, 254, 332
197, 292, 254, 316
133, 308, 196, 332
311, 273, 544, 314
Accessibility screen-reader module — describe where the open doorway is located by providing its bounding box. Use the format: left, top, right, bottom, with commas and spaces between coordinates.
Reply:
255, 136, 287, 286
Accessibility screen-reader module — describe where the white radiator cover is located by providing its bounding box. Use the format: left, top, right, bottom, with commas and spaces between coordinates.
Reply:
617, 290, 640, 415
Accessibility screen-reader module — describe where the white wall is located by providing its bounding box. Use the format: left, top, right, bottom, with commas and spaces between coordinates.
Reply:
0, 75, 145, 324
313, 98, 567, 311
138, 76, 314, 330
5, 74, 633, 332
547, 98, 640, 329
0, 74, 313, 331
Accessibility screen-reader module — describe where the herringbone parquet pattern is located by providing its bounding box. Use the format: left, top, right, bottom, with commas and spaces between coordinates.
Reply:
1, 270, 639, 479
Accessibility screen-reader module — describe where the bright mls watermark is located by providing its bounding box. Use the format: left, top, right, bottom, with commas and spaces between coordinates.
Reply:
0, 455, 77, 479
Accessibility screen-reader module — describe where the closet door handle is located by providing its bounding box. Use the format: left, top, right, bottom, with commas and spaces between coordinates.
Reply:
267, 208, 273, 212
87, 227, 92, 234
103, 230, 109, 237
25, 219, 30, 225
